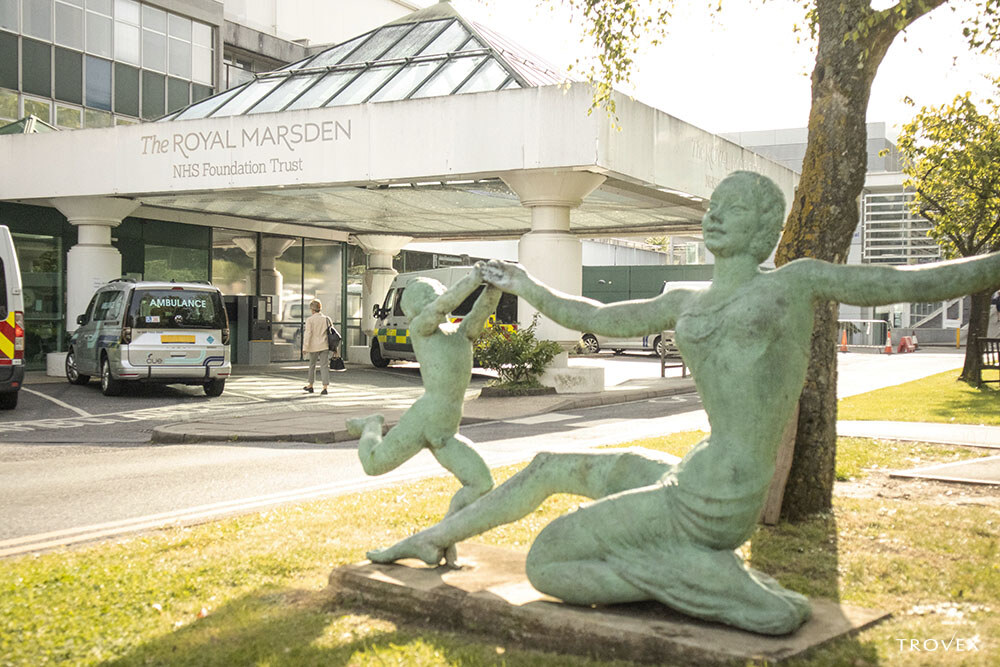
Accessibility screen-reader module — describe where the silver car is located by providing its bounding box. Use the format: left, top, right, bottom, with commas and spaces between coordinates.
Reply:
579, 330, 676, 356
66, 279, 231, 396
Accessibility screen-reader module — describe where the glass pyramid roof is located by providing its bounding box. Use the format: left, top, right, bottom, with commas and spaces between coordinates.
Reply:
162, 1, 568, 122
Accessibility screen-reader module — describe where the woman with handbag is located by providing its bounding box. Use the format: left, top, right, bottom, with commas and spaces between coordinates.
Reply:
302, 299, 330, 395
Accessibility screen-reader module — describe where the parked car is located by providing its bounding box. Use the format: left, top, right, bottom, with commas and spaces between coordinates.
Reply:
579, 281, 710, 357
0, 225, 25, 409
66, 279, 231, 396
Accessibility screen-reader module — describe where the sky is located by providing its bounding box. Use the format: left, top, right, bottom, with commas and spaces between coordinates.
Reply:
446, 0, 998, 138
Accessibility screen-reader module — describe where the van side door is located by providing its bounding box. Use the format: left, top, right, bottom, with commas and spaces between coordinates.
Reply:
74, 293, 100, 374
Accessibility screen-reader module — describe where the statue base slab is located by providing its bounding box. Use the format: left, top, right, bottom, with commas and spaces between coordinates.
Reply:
327, 543, 889, 665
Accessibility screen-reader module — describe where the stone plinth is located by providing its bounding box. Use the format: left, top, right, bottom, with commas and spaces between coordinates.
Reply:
327, 543, 889, 665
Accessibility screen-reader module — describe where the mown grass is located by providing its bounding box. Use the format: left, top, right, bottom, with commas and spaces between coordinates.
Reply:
3, 411, 998, 664
839, 369, 1000, 424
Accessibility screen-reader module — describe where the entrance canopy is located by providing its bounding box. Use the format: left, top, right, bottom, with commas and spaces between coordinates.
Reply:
0, 1, 797, 242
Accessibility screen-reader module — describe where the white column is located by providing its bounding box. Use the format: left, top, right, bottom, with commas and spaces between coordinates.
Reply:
51, 196, 140, 331
352, 234, 412, 336
502, 170, 606, 345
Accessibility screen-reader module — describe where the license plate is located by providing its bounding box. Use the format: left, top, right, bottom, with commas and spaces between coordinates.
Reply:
161, 335, 196, 343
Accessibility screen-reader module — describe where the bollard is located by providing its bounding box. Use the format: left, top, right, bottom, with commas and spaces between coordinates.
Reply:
957, 328, 961, 348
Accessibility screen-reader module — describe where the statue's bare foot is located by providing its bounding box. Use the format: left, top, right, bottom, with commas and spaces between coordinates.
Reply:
347, 414, 384, 438
367, 533, 444, 566
444, 544, 459, 568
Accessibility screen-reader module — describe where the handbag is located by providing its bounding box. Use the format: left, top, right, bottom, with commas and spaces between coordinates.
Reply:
325, 317, 342, 351
329, 356, 346, 371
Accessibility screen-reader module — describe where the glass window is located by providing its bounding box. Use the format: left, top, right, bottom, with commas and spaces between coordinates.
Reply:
23, 0, 53, 40
459, 37, 484, 52
0, 30, 17, 90
246, 73, 320, 114
192, 44, 211, 84
270, 235, 302, 362
192, 21, 211, 47
210, 76, 282, 116
84, 107, 111, 126
167, 13, 190, 41
54, 1, 83, 49
93, 289, 123, 321
54, 47, 83, 104
285, 69, 355, 110
304, 238, 343, 333
142, 26, 165, 71
212, 229, 257, 296
1, 0, 18, 32
87, 0, 111, 14
191, 82, 212, 103
113, 61, 138, 115
381, 20, 449, 60
128, 288, 223, 329
86, 10, 111, 57
340, 25, 411, 64
140, 69, 163, 119
114, 116, 135, 125
23, 96, 51, 121
140, 3, 164, 31
166, 76, 187, 112
418, 21, 469, 56
0, 89, 17, 121
327, 65, 400, 106
56, 104, 81, 128
114, 19, 138, 63
173, 84, 238, 120
168, 36, 190, 78
456, 59, 509, 94
85, 54, 110, 109
114, 0, 136, 24
22, 39, 52, 97
369, 61, 439, 102
304, 33, 366, 69
411, 56, 484, 99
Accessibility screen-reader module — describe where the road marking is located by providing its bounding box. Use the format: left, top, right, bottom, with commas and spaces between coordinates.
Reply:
20, 387, 93, 417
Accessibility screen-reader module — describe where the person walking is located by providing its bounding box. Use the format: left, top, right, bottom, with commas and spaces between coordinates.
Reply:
302, 298, 330, 395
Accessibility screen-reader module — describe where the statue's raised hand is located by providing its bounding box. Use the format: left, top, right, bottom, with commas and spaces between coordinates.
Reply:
478, 259, 527, 293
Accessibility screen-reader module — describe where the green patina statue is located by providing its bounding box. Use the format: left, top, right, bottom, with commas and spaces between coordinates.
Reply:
365, 171, 1000, 635
347, 267, 500, 565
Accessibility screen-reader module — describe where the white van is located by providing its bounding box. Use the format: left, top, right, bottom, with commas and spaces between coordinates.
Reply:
0, 225, 25, 409
580, 281, 711, 356
370, 266, 518, 367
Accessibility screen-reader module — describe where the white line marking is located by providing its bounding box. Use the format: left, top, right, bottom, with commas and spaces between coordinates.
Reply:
20, 387, 93, 417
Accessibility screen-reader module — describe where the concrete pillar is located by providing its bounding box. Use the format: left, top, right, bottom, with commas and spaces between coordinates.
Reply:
501, 170, 606, 345
352, 234, 412, 336
51, 196, 140, 331
233, 236, 297, 317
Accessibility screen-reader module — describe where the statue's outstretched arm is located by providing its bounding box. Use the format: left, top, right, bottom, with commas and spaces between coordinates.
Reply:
790, 253, 1000, 307
479, 260, 688, 337
410, 269, 484, 336
459, 285, 502, 340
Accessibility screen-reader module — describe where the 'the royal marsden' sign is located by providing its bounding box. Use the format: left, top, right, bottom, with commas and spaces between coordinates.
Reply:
137, 117, 354, 183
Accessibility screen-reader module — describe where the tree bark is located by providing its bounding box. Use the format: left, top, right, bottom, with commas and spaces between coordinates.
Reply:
774, 0, 894, 522
959, 290, 993, 385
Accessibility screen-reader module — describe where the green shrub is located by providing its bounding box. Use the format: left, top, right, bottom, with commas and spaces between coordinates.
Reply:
475, 315, 562, 387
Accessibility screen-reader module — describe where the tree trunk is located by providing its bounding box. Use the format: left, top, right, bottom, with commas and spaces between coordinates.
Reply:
959, 290, 993, 385
773, 0, 895, 522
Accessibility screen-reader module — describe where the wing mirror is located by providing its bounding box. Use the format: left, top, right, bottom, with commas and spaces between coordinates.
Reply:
76, 314, 87, 325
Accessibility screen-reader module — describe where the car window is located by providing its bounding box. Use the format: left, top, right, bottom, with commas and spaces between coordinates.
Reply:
80, 293, 99, 325
0, 257, 7, 317
392, 289, 406, 317
94, 291, 124, 322
128, 289, 227, 329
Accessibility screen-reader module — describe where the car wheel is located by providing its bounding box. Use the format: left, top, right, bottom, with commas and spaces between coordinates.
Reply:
204, 378, 226, 397
653, 336, 667, 357
65, 348, 91, 385
0, 391, 17, 410
100, 356, 123, 396
581, 333, 600, 354
370, 341, 390, 368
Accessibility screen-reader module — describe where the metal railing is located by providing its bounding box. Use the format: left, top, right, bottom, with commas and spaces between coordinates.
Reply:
838, 319, 889, 351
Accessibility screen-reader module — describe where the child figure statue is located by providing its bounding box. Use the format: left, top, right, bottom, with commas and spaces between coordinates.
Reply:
348, 266, 500, 565
364, 171, 1000, 635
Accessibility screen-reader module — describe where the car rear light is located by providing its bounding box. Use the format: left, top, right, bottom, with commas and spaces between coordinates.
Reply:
120, 327, 132, 345
13, 311, 24, 360
222, 328, 230, 345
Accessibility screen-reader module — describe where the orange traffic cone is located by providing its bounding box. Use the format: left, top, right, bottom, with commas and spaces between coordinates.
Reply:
839, 330, 848, 352
884, 330, 893, 355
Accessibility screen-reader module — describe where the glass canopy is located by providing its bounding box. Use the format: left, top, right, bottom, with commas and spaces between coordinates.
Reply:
161, 3, 568, 122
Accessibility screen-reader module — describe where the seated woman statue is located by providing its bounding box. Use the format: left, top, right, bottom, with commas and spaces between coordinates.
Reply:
366, 170, 1000, 635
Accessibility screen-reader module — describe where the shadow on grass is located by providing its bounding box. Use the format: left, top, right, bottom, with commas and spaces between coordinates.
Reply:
750, 513, 882, 665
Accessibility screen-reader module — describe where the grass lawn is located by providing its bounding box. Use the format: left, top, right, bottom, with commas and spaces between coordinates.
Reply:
839, 369, 1000, 424
3, 375, 999, 666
